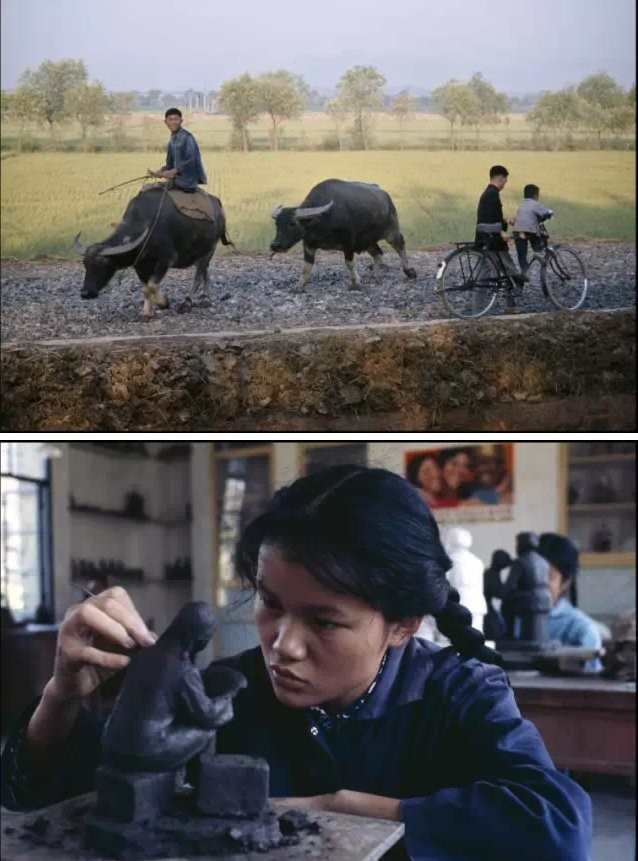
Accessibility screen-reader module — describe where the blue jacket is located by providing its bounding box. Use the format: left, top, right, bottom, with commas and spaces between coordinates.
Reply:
548, 597, 603, 673
1, 638, 591, 860
164, 127, 207, 190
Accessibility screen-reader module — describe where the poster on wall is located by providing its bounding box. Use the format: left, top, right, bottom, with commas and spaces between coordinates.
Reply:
405, 444, 514, 523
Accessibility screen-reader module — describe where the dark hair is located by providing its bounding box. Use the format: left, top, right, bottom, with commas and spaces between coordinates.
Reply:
235, 465, 502, 666
164, 107, 182, 119
489, 164, 509, 179
406, 453, 438, 487
524, 184, 540, 199
539, 532, 579, 605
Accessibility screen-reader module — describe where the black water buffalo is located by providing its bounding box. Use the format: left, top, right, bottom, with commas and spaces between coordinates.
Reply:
270, 178, 417, 291
74, 186, 232, 319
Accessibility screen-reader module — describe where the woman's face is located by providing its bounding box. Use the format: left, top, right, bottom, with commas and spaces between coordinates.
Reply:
453, 452, 473, 482
417, 458, 441, 494
255, 544, 412, 711
442, 458, 462, 490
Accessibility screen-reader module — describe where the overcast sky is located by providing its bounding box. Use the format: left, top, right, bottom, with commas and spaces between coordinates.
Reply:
2, 0, 635, 94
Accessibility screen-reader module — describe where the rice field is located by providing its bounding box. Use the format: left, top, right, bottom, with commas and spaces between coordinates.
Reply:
1, 149, 634, 258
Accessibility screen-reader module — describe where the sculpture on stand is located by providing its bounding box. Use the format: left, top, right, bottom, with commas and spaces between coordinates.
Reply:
443, 527, 488, 635
496, 532, 552, 660
85, 602, 282, 859
483, 549, 513, 641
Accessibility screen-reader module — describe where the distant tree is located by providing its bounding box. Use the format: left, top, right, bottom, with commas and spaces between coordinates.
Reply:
217, 74, 262, 151
5, 85, 43, 149
325, 97, 349, 150
336, 65, 386, 150
0, 90, 10, 119
526, 88, 583, 148
306, 87, 327, 111
391, 90, 416, 149
64, 82, 109, 141
109, 91, 136, 115
467, 73, 509, 144
18, 59, 87, 133
577, 73, 625, 146
431, 80, 479, 148
606, 104, 635, 138
627, 84, 636, 105
257, 70, 307, 150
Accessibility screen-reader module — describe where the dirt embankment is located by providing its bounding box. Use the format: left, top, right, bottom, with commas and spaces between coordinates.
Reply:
1, 308, 634, 432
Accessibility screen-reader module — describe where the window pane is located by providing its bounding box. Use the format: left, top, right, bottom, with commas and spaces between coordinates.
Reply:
303, 444, 368, 475
1, 477, 42, 621
1, 443, 47, 480
215, 456, 271, 586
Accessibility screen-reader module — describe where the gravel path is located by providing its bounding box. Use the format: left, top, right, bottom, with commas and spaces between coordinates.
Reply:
1, 242, 635, 344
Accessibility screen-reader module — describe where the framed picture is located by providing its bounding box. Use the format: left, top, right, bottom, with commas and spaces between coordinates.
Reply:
405, 444, 515, 523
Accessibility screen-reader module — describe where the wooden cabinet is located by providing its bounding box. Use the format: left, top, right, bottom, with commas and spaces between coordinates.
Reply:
560, 443, 636, 567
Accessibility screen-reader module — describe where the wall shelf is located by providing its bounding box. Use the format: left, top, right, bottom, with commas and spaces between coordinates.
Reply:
69, 505, 189, 527
560, 443, 636, 569
569, 453, 635, 465
568, 502, 636, 514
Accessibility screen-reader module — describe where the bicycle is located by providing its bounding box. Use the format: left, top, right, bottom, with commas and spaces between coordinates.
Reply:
435, 223, 588, 319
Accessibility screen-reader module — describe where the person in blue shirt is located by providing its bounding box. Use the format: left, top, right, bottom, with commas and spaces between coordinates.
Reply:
1, 467, 592, 860
149, 107, 207, 192
539, 532, 603, 673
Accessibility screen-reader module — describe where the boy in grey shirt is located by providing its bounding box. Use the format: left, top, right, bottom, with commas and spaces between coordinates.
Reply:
512, 184, 553, 272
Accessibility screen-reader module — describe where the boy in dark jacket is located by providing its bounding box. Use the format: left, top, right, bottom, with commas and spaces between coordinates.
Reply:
475, 165, 527, 305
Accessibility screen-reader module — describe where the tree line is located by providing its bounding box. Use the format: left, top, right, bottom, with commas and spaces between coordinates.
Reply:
1, 58, 634, 152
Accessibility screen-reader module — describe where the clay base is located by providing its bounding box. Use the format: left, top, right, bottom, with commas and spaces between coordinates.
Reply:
84, 796, 282, 859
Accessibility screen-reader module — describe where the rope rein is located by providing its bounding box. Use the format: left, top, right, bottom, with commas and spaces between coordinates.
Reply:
131, 181, 170, 269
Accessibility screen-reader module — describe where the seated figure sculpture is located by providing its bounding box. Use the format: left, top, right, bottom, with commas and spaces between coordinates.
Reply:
101, 601, 244, 772
86, 602, 281, 860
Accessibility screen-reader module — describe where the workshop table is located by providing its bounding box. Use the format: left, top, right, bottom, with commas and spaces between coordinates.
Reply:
510, 672, 636, 778
1, 793, 405, 861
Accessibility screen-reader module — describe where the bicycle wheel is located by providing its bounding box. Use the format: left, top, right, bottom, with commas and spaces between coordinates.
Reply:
542, 247, 588, 310
438, 248, 499, 319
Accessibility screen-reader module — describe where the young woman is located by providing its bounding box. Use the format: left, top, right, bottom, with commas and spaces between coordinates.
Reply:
1, 466, 591, 860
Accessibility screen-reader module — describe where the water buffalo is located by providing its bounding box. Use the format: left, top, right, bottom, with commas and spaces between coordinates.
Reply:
74, 187, 233, 319
270, 178, 417, 291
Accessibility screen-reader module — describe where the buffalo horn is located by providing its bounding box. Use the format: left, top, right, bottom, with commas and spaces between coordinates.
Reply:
294, 200, 334, 220
73, 232, 88, 255
271, 204, 284, 220
99, 226, 151, 257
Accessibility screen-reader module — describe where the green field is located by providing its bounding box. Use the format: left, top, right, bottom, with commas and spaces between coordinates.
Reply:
1, 150, 634, 258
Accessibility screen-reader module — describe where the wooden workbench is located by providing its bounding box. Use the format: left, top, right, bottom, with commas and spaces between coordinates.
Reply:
510, 672, 636, 777
1, 793, 405, 861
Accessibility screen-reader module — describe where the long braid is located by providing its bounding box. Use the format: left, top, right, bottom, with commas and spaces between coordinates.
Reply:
434, 585, 503, 667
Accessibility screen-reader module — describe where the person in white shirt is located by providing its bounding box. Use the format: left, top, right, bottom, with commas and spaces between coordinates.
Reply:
511, 184, 554, 274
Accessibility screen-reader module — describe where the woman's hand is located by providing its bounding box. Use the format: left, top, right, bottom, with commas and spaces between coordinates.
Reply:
48, 586, 156, 703
274, 790, 401, 821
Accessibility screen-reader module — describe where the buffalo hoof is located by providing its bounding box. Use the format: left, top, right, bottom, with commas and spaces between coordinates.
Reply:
404, 268, 418, 280
177, 297, 193, 314
348, 282, 363, 291
292, 284, 306, 294
157, 297, 170, 310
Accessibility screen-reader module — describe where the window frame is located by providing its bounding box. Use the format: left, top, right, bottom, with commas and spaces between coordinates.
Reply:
211, 444, 273, 594
1, 458, 54, 622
